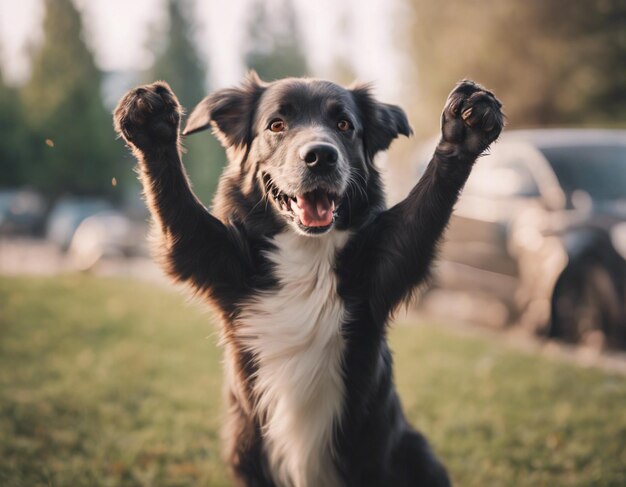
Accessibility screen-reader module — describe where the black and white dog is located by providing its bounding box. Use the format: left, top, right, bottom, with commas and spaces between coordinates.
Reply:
113, 73, 503, 487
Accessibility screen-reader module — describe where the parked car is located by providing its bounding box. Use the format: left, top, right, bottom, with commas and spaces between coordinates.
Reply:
0, 189, 46, 236
68, 211, 148, 270
46, 198, 113, 250
416, 129, 626, 348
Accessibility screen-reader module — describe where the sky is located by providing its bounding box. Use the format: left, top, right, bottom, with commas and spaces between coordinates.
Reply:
0, 0, 412, 102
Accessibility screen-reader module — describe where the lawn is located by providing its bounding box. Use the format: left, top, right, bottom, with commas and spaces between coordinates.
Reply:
0, 276, 625, 487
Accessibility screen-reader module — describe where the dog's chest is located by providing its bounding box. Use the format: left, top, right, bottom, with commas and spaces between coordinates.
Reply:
236, 231, 349, 487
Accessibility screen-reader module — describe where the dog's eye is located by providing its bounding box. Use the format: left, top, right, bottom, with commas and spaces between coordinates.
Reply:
269, 119, 286, 133
337, 120, 353, 132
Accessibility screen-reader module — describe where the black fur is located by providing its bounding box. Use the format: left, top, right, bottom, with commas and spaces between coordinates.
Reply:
113, 74, 503, 487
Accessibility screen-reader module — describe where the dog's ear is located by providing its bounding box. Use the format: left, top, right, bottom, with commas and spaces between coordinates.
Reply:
351, 84, 413, 158
183, 71, 266, 148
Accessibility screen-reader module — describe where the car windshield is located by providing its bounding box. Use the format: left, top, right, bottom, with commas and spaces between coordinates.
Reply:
539, 144, 626, 201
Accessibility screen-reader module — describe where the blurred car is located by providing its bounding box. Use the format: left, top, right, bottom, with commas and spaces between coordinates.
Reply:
46, 197, 113, 250
416, 129, 626, 348
0, 189, 46, 236
68, 211, 148, 270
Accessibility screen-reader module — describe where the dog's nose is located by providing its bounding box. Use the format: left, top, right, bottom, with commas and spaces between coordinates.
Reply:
299, 143, 339, 170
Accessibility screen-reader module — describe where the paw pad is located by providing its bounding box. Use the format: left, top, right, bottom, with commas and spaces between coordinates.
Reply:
113, 81, 182, 150
441, 80, 504, 156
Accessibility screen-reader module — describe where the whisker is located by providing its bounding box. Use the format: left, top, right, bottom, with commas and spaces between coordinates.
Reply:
242, 174, 277, 223
346, 170, 369, 205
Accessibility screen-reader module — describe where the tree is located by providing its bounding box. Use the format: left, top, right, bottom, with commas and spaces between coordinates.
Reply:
146, 0, 225, 200
406, 0, 626, 134
0, 69, 36, 187
21, 0, 123, 197
147, 0, 206, 110
245, 0, 308, 80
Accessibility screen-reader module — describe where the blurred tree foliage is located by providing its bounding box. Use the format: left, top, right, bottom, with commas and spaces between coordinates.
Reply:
407, 0, 626, 135
146, 0, 225, 201
147, 0, 206, 111
0, 72, 37, 187
18, 0, 123, 198
245, 0, 309, 81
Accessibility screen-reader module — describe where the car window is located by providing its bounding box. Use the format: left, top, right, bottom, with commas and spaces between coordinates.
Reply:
464, 152, 540, 199
539, 144, 626, 201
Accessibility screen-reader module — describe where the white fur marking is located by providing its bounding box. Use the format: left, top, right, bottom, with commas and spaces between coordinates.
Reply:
237, 231, 349, 487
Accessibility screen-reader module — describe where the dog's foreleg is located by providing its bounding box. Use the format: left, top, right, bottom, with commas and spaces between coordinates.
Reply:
113, 82, 249, 294
367, 81, 504, 317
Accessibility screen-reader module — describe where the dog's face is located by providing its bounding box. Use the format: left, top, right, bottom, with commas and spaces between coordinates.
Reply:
184, 73, 412, 236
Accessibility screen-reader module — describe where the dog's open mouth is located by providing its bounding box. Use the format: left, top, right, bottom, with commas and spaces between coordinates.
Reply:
291, 190, 336, 227
264, 175, 339, 231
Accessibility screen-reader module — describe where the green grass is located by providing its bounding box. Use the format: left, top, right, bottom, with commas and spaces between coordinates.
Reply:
0, 276, 625, 487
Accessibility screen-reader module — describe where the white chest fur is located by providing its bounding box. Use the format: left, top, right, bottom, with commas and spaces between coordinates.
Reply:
236, 231, 349, 487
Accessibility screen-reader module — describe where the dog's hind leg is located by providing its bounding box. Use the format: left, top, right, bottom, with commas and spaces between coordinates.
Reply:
390, 429, 452, 487
113, 82, 250, 299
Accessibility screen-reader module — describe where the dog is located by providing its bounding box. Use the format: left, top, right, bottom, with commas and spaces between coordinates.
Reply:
113, 72, 503, 487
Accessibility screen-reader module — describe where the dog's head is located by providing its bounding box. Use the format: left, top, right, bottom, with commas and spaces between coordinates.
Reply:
183, 72, 412, 236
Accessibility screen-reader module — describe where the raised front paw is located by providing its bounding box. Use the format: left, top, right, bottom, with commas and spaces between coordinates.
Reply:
113, 81, 181, 151
439, 80, 504, 157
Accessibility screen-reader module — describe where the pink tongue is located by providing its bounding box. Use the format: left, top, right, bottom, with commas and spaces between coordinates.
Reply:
291, 191, 335, 227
